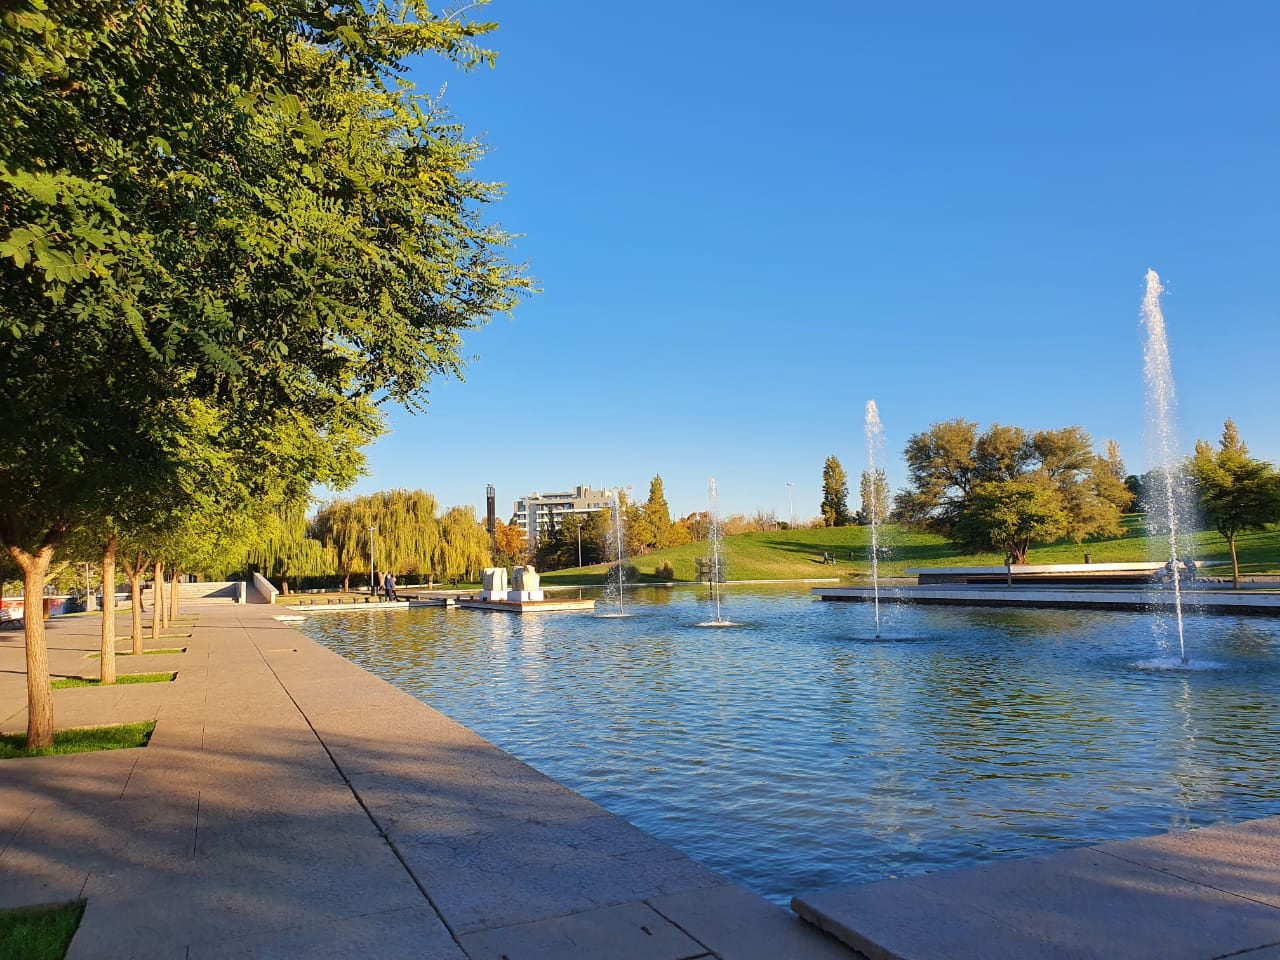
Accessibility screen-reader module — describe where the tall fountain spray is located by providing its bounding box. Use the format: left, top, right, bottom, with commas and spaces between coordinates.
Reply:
865, 401, 884, 640
708, 477, 725, 624
1142, 269, 1187, 664
610, 489, 626, 616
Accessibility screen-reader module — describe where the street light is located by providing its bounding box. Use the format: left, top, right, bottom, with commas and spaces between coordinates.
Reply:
369, 524, 378, 595
786, 482, 795, 528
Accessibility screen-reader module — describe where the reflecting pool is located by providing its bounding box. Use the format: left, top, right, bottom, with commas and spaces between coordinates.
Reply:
297, 584, 1280, 903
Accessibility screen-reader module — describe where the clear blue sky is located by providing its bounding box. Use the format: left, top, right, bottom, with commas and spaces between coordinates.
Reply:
342, 1, 1279, 523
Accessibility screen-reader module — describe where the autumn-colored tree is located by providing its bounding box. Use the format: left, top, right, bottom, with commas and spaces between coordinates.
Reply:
493, 520, 529, 568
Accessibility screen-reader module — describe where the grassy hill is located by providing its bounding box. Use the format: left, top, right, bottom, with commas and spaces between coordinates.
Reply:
539, 518, 1280, 585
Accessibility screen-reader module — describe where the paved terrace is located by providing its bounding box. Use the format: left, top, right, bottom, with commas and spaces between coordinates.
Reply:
0, 602, 853, 959
5, 600, 1280, 959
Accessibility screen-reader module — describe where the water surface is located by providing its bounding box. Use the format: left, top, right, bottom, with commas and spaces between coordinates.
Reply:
298, 585, 1280, 902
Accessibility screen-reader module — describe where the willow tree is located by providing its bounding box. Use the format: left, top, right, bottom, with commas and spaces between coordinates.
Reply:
246, 503, 331, 595
1, 0, 530, 746
436, 506, 492, 583
311, 498, 378, 592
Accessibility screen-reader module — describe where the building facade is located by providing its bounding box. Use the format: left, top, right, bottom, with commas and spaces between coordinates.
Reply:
511, 485, 617, 547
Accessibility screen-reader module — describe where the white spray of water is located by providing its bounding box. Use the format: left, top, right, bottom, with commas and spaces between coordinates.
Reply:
708, 477, 724, 624
1142, 269, 1187, 664
610, 489, 626, 615
865, 401, 884, 639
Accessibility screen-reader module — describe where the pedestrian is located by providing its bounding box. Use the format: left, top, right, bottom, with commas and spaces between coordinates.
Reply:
383, 571, 397, 602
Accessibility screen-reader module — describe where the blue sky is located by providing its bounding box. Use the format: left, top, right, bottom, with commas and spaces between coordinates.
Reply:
343, 1, 1279, 523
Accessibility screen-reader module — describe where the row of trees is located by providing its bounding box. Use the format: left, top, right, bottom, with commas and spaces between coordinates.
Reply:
819, 418, 1280, 580
249, 491, 493, 592
0, 1, 529, 747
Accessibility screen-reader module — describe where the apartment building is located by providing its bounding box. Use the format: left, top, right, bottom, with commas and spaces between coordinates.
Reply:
511, 484, 617, 547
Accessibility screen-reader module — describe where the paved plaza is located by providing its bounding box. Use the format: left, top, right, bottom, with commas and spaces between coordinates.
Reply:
0, 601, 852, 959
4, 599, 1279, 959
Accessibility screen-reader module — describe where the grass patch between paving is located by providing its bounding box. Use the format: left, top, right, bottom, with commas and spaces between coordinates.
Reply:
0, 900, 85, 960
0, 721, 156, 759
52, 672, 175, 690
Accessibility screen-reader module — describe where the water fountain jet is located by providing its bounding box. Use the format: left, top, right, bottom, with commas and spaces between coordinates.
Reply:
1142, 268, 1190, 666
865, 401, 885, 640
698, 477, 735, 627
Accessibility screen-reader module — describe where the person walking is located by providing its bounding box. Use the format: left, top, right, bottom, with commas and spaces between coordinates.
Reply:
383, 571, 397, 602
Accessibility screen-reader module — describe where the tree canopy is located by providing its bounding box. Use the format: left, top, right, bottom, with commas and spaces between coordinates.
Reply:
1189, 420, 1280, 587
0, 0, 530, 747
896, 420, 1128, 562
821, 456, 852, 527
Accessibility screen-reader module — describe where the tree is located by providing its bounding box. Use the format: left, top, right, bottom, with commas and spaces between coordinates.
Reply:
493, 520, 528, 569
1093, 440, 1137, 515
897, 420, 1124, 563
951, 480, 1069, 562
0, 1, 530, 747
435, 506, 491, 583
643, 476, 674, 550
859, 469, 891, 526
1189, 420, 1280, 587
821, 456, 852, 527
245, 503, 331, 595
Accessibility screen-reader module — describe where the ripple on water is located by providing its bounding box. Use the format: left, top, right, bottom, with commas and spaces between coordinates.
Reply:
299, 586, 1280, 903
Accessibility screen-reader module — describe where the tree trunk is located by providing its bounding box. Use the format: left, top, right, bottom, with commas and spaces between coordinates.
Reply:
130, 566, 144, 654
1229, 534, 1240, 589
99, 537, 117, 685
8, 542, 58, 751
281, 580, 290, 596
152, 560, 165, 645
342, 573, 350, 592
169, 568, 180, 621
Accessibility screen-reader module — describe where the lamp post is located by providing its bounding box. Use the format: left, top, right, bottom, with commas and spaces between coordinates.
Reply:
369, 524, 378, 596
786, 482, 795, 528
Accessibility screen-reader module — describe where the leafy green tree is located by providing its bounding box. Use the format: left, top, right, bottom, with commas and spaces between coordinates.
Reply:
245, 503, 331, 595
898, 420, 1124, 562
1189, 420, 1280, 587
1093, 440, 1137, 515
1, 0, 530, 747
952, 480, 1069, 562
435, 506, 491, 583
859, 469, 891, 526
821, 456, 852, 527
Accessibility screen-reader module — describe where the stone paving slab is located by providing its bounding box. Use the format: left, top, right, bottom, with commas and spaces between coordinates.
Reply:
457, 900, 711, 960
793, 832, 1280, 960
650, 884, 857, 960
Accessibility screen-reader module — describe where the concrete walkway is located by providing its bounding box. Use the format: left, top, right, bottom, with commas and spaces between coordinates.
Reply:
0, 603, 853, 959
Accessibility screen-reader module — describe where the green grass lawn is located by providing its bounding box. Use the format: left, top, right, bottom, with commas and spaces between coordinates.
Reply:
51, 672, 175, 690
0, 901, 84, 960
0, 722, 156, 759
539, 519, 1280, 584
